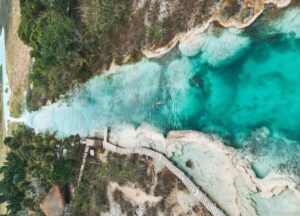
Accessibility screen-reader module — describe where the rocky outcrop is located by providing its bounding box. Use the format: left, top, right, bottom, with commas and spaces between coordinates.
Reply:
140, 0, 293, 58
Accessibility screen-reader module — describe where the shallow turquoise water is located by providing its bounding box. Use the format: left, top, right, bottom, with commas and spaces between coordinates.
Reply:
25, 10, 300, 178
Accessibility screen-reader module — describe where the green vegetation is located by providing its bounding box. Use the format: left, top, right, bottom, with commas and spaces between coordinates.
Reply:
18, 0, 91, 111
147, 21, 165, 44
18, 0, 182, 111
19, 0, 136, 111
0, 66, 7, 215
72, 153, 151, 215
9, 88, 23, 118
0, 125, 81, 215
80, 0, 133, 64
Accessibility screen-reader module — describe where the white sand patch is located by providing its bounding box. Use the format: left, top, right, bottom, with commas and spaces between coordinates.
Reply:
101, 185, 123, 216
96, 149, 109, 163
133, 0, 147, 12
158, 0, 178, 21
175, 190, 199, 213
109, 124, 182, 157
109, 182, 162, 205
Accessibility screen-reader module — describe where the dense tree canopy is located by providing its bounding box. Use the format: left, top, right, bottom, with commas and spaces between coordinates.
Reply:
0, 125, 81, 215
18, 0, 143, 111
0, 152, 29, 215
18, 0, 87, 111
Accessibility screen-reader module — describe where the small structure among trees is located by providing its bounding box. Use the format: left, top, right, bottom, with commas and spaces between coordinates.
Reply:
0, 125, 82, 215
40, 185, 65, 216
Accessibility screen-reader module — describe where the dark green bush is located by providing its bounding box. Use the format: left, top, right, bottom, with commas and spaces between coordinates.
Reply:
0, 125, 81, 214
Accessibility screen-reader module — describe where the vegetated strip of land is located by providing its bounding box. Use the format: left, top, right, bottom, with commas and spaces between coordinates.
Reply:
5, 0, 31, 118
0, 1, 11, 213
0, 66, 5, 164
0, 66, 7, 216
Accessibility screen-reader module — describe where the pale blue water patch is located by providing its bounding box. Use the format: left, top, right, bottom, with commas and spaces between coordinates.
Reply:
25, 60, 165, 135
0, 28, 10, 135
273, 8, 300, 38
23, 10, 300, 178
179, 27, 250, 67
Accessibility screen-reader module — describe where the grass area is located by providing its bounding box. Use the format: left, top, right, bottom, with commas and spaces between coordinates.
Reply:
9, 88, 23, 118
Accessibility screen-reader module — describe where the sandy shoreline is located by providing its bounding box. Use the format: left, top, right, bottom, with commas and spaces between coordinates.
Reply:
5, 0, 31, 118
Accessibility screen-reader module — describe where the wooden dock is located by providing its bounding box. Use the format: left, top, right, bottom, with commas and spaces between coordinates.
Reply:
79, 128, 226, 216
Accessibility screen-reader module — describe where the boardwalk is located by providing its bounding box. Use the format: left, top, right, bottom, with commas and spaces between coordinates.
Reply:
79, 128, 226, 216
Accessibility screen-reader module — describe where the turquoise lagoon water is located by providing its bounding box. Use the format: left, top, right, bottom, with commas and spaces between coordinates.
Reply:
24, 10, 300, 178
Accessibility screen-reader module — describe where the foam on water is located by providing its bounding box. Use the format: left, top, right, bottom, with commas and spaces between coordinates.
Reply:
273, 8, 300, 38
25, 60, 163, 135
179, 27, 250, 67
23, 9, 300, 179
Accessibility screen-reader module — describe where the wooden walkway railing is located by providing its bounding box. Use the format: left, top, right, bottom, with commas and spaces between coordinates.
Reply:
79, 128, 226, 216
77, 145, 90, 184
